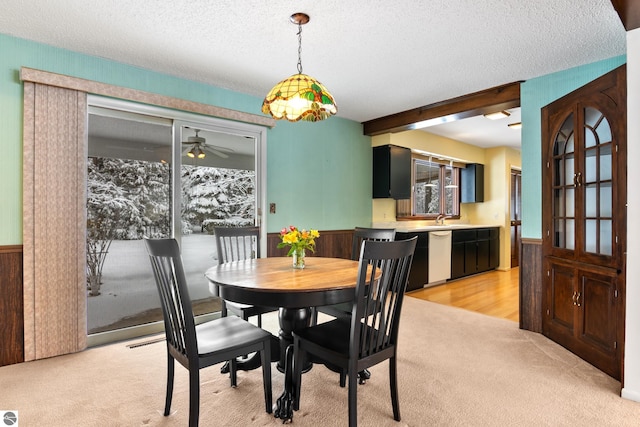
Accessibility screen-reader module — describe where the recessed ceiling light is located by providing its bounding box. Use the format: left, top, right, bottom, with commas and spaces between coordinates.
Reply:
484, 111, 511, 120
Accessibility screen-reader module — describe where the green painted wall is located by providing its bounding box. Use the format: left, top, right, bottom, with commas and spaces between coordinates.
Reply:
0, 34, 372, 244
519, 55, 626, 239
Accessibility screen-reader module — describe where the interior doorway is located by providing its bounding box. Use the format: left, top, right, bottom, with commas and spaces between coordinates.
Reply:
510, 168, 522, 268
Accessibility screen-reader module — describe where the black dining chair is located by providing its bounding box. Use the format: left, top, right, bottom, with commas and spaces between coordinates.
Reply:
292, 237, 417, 427
316, 227, 396, 319
314, 227, 395, 386
144, 237, 272, 427
213, 226, 278, 328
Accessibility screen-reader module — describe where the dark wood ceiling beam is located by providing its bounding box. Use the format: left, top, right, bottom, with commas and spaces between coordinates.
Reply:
610, 0, 640, 31
362, 1, 629, 137
362, 81, 521, 136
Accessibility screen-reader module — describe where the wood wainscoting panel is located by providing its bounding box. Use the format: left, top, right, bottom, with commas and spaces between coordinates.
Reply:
267, 229, 354, 259
520, 238, 543, 332
0, 245, 24, 366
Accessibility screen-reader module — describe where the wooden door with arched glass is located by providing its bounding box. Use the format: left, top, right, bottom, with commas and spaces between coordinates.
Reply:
541, 65, 626, 380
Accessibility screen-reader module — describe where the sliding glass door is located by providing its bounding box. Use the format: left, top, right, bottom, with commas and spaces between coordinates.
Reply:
176, 122, 259, 323
86, 97, 265, 345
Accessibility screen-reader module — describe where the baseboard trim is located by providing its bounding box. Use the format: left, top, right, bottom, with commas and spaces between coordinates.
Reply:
621, 387, 640, 402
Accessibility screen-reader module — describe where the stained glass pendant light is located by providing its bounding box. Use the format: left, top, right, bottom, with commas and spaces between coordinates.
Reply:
262, 13, 337, 122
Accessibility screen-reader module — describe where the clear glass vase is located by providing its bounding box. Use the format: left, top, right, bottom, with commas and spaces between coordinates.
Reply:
292, 248, 305, 269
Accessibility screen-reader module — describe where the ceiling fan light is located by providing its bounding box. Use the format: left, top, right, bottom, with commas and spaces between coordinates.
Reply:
196, 147, 206, 159
187, 148, 196, 158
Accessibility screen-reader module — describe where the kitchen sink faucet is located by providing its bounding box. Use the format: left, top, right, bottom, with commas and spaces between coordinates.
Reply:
435, 214, 445, 225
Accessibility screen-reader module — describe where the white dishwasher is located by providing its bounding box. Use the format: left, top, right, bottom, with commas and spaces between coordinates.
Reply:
428, 230, 452, 285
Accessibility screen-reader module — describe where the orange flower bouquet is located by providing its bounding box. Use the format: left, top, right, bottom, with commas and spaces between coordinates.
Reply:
277, 226, 320, 268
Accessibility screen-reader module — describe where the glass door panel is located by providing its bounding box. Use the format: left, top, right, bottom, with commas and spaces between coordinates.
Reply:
584, 150, 597, 182
565, 188, 575, 217
552, 114, 575, 251
177, 124, 258, 316
585, 185, 597, 217
87, 107, 172, 335
554, 219, 566, 247
600, 149, 612, 180
585, 220, 597, 253
600, 183, 612, 217
564, 154, 574, 186
600, 220, 613, 256
86, 101, 264, 345
565, 219, 575, 250
581, 107, 613, 257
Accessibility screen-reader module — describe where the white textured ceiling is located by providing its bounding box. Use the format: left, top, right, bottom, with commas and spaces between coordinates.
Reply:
0, 0, 626, 147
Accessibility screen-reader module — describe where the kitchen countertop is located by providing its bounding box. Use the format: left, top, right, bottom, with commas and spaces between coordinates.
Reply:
371, 221, 499, 233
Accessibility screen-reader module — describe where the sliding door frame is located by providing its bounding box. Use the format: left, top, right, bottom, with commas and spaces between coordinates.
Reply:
22, 67, 272, 359
86, 96, 267, 346
88, 95, 268, 253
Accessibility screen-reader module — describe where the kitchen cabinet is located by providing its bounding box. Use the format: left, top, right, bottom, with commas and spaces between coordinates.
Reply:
461, 163, 484, 203
451, 227, 499, 279
373, 145, 411, 199
395, 231, 428, 291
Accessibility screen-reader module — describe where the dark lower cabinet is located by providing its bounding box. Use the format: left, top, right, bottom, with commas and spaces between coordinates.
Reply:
451, 228, 499, 279
543, 258, 620, 379
395, 231, 428, 291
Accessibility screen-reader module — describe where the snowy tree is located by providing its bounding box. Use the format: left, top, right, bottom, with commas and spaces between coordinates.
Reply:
99, 158, 171, 238
181, 166, 254, 233
87, 157, 255, 295
87, 158, 138, 295
86, 157, 170, 295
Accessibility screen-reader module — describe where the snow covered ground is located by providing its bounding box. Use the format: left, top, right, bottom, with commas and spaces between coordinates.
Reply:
87, 232, 219, 332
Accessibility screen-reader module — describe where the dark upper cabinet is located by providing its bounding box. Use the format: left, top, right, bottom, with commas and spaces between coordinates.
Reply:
373, 145, 411, 199
461, 163, 484, 203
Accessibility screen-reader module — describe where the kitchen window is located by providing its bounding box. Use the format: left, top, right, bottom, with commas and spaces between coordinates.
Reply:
397, 157, 460, 218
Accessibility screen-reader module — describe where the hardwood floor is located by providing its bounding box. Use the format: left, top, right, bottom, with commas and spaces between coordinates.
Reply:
408, 268, 519, 322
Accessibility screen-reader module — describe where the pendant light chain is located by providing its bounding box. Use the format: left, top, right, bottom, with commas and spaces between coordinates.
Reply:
296, 22, 303, 74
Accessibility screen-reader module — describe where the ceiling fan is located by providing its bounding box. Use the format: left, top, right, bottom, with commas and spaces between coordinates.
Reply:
181, 129, 234, 159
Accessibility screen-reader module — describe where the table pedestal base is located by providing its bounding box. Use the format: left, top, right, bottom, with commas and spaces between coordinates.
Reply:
277, 307, 313, 373
274, 344, 295, 422
274, 307, 313, 422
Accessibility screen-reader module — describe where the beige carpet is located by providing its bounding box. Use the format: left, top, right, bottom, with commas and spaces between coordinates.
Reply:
2, 297, 639, 426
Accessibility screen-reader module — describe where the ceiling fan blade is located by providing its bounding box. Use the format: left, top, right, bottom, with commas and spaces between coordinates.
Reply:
203, 145, 229, 158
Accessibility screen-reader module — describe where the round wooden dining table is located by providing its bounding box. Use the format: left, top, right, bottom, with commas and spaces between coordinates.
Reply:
204, 256, 364, 422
